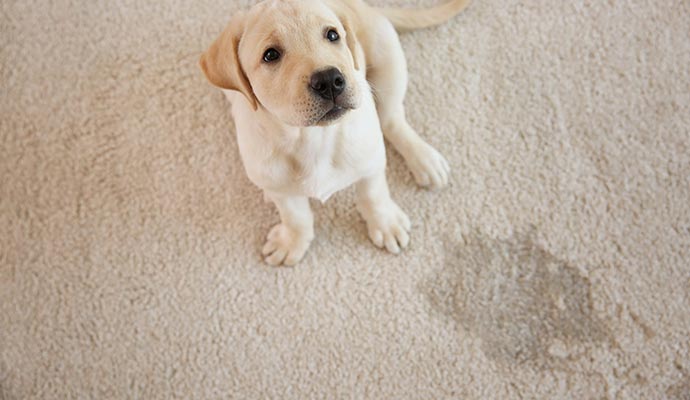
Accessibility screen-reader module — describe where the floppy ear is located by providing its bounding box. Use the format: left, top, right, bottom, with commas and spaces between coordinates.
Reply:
199, 13, 258, 110
339, 14, 361, 71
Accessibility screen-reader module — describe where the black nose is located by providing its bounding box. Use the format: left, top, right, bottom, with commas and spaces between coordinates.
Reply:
309, 67, 345, 100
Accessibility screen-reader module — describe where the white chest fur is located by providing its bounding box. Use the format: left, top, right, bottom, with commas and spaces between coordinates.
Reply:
225, 84, 386, 202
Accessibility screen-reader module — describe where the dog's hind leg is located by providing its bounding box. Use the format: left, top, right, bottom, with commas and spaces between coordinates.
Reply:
365, 18, 450, 189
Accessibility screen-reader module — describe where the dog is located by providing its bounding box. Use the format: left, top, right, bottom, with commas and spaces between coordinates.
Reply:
200, 0, 470, 266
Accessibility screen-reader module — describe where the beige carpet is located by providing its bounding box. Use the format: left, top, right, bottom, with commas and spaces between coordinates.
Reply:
2, 0, 690, 398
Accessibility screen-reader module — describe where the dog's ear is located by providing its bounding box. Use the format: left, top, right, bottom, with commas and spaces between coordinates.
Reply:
199, 13, 258, 110
339, 14, 361, 71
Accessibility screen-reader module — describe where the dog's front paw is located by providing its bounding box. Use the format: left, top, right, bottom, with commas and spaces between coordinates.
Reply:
262, 224, 313, 266
403, 140, 450, 189
360, 201, 411, 254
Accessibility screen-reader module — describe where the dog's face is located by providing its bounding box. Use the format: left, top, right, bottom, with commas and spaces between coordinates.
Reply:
200, 0, 362, 127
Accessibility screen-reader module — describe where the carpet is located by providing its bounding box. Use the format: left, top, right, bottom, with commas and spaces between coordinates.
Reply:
1, 0, 689, 398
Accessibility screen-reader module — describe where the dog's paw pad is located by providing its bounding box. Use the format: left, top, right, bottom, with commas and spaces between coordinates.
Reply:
364, 202, 411, 254
262, 224, 312, 266
404, 141, 450, 189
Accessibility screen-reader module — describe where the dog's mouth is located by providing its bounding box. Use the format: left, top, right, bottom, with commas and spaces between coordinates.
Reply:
320, 105, 347, 122
316, 103, 352, 125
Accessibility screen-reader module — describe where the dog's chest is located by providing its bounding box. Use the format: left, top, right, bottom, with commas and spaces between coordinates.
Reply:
238, 107, 386, 202
283, 119, 385, 202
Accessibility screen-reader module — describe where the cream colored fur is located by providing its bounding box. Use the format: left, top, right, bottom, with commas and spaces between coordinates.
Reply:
200, 0, 465, 265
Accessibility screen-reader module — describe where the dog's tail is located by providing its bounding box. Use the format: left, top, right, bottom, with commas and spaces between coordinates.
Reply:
376, 0, 471, 32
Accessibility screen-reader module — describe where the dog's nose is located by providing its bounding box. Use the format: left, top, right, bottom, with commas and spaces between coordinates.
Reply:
309, 67, 345, 100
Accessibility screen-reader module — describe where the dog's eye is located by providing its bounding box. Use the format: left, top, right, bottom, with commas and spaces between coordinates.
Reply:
326, 29, 340, 42
262, 48, 281, 63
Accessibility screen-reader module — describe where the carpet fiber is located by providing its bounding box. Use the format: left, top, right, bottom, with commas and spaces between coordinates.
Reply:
2, 0, 689, 398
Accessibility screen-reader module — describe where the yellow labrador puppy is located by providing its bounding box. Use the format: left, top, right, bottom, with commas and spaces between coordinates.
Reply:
200, 0, 470, 265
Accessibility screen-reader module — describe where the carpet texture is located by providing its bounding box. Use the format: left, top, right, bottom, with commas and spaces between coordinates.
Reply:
2, 0, 690, 398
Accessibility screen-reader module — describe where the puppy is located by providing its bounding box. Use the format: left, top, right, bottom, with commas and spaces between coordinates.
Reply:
200, 0, 470, 266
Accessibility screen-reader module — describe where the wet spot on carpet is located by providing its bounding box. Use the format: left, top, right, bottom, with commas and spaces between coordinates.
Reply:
422, 229, 611, 369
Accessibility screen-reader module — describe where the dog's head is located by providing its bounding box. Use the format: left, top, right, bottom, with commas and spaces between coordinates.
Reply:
200, 0, 363, 127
